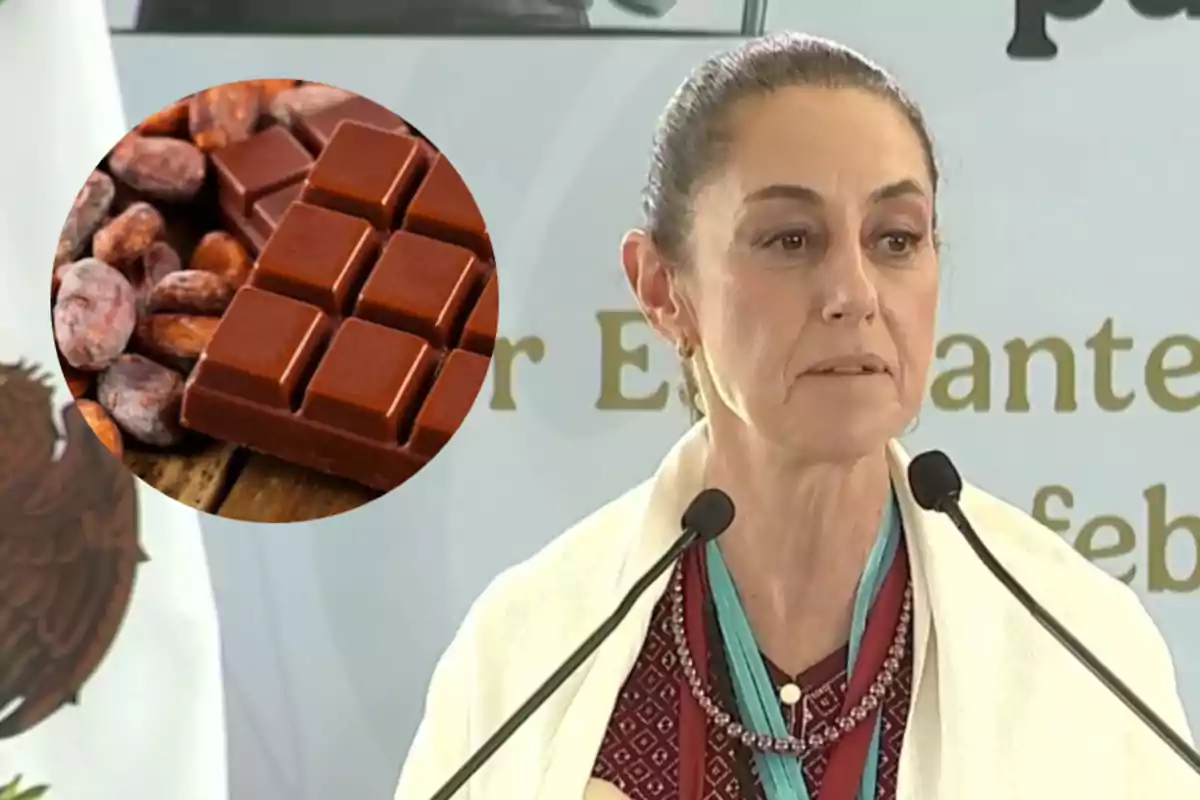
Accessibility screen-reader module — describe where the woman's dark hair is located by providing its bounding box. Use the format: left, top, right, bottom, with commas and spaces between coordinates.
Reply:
641, 33, 940, 420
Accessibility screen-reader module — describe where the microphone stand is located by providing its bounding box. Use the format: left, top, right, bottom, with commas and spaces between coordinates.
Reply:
428, 526, 704, 799
940, 499, 1200, 775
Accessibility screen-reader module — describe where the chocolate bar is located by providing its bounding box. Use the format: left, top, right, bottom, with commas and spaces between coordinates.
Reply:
249, 182, 303, 248
300, 120, 425, 228
182, 120, 497, 491
211, 125, 313, 217
461, 273, 498, 356
295, 94, 410, 152
404, 152, 492, 261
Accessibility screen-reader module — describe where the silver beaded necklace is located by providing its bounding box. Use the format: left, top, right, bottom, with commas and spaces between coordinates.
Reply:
668, 564, 913, 756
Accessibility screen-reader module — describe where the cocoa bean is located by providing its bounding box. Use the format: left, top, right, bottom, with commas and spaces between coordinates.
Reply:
108, 134, 206, 202
51, 259, 77, 298
135, 98, 190, 136
53, 258, 137, 371
92, 201, 165, 272
134, 314, 220, 372
55, 170, 115, 267
75, 398, 124, 457
142, 240, 182, 286
60, 360, 93, 398
135, 241, 183, 316
97, 354, 185, 447
189, 231, 251, 288
251, 78, 298, 103
189, 83, 260, 151
147, 270, 234, 315
268, 84, 352, 126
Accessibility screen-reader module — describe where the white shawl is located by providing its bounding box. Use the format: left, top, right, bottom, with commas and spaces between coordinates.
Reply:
396, 425, 1198, 799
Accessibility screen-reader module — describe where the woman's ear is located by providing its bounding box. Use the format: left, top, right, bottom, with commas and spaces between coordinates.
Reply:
620, 229, 694, 347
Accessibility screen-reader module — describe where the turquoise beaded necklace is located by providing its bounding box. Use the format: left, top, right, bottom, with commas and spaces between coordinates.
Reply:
704, 489, 900, 799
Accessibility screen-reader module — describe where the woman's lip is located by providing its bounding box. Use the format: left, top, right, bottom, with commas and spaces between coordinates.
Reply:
803, 355, 891, 375
802, 369, 887, 377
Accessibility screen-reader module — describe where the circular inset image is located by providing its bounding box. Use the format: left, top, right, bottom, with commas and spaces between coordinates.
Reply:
49, 80, 499, 523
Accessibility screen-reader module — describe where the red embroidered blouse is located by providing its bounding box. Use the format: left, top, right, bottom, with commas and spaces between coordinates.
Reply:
592, 579, 914, 799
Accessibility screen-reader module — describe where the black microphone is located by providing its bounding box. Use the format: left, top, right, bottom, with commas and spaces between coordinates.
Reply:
908, 450, 1200, 776
428, 488, 736, 799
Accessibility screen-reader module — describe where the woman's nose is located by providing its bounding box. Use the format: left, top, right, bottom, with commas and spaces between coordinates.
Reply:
819, 244, 878, 324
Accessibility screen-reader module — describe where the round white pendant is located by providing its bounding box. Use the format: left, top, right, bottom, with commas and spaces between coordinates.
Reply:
779, 683, 802, 706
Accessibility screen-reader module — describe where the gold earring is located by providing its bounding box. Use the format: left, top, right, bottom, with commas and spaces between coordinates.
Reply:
676, 338, 694, 359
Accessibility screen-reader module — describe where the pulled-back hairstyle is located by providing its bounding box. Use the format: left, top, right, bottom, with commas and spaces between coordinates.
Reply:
639, 33, 940, 420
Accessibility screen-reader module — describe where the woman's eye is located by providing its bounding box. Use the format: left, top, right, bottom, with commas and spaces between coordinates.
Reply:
764, 230, 809, 251
878, 231, 922, 256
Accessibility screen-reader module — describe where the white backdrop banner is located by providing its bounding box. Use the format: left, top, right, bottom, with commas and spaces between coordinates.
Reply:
4, 1, 1197, 798
0, 1, 227, 799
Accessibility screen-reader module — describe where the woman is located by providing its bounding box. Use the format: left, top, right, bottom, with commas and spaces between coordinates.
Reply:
395, 33, 1197, 799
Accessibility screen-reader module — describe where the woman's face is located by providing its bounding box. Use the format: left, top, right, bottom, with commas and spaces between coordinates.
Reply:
632, 86, 939, 461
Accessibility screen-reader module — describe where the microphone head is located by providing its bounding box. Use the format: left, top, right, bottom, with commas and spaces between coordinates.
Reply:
681, 488, 736, 543
907, 450, 963, 512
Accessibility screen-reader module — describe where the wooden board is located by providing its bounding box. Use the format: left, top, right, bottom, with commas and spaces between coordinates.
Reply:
123, 440, 238, 513
123, 442, 379, 523
217, 452, 377, 523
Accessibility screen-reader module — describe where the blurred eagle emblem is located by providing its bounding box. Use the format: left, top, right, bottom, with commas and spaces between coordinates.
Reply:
0, 359, 145, 739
